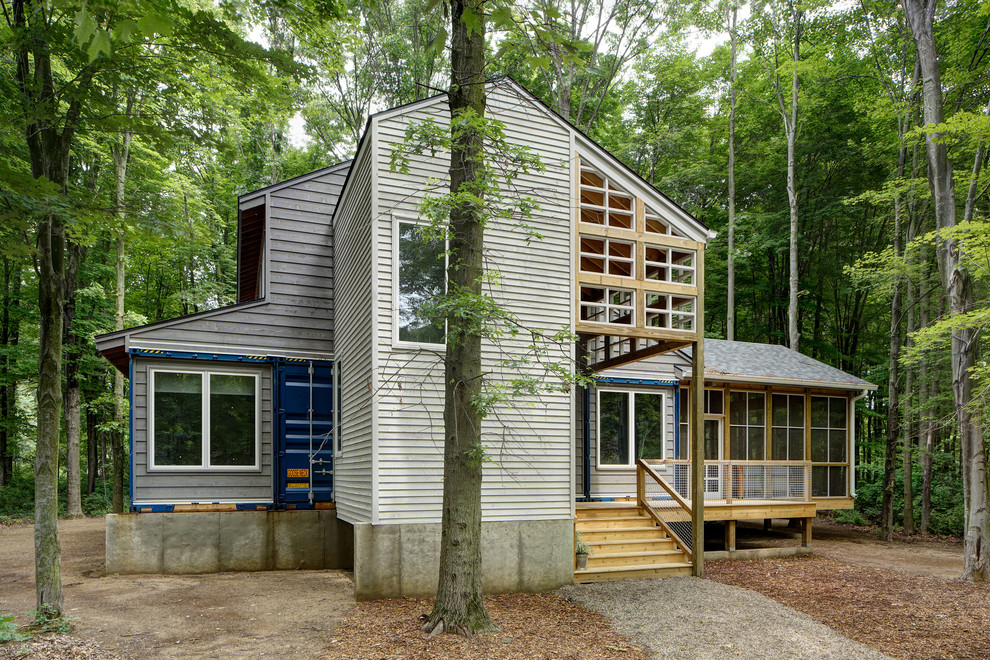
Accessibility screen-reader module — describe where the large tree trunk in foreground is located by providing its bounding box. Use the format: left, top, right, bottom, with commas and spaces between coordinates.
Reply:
421, 0, 498, 637
111, 126, 132, 514
903, 0, 989, 580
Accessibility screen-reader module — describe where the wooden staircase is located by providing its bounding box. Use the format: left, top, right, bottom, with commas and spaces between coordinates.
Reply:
574, 504, 693, 582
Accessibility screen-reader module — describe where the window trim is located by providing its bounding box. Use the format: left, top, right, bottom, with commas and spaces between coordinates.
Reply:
148, 367, 262, 472
728, 389, 767, 461
596, 388, 666, 469
810, 395, 850, 498
392, 215, 448, 349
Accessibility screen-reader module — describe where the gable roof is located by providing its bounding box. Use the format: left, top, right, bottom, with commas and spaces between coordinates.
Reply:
239, 160, 352, 207
338, 76, 712, 243
680, 339, 876, 390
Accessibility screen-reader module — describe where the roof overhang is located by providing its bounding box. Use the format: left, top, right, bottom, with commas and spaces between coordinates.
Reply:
678, 369, 878, 392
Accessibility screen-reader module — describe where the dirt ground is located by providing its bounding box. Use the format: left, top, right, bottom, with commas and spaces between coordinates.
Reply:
1, 515, 986, 659
0, 517, 353, 659
708, 519, 989, 660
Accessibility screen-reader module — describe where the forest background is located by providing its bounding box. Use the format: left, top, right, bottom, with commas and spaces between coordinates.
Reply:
1, 0, 987, 548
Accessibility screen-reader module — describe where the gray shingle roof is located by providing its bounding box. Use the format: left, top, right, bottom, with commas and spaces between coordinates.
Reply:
682, 339, 875, 390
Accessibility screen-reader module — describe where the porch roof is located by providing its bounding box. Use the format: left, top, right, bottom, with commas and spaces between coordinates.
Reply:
680, 339, 876, 391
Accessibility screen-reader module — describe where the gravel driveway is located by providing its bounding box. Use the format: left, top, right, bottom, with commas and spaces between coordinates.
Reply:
557, 577, 890, 659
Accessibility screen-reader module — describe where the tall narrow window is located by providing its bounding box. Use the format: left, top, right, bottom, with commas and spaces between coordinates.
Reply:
771, 394, 805, 460
811, 396, 848, 496
729, 391, 765, 460
397, 221, 445, 344
598, 390, 665, 466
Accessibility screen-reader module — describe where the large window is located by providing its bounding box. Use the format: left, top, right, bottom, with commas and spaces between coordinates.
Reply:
771, 394, 805, 460
598, 391, 665, 467
729, 391, 766, 460
811, 396, 848, 497
396, 220, 445, 345
150, 369, 260, 470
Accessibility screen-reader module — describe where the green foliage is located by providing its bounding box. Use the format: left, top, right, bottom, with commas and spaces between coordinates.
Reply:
0, 614, 28, 643
26, 605, 73, 635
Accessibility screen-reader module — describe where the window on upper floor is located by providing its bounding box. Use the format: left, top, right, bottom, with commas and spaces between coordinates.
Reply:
150, 369, 260, 471
396, 220, 446, 345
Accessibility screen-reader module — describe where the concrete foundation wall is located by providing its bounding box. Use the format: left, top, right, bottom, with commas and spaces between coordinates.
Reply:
352, 518, 574, 600
105, 510, 353, 574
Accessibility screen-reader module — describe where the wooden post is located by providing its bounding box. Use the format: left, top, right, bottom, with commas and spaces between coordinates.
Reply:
725, 519, 736, 552
764, 518, 772, 532
802, 517, 813, 547
690, 248, 706, 577
636, 461, 645, 506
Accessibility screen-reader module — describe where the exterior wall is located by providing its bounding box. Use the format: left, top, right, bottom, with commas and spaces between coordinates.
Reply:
370, 80, 575, 524
351, 518, 573, 600
105, 510, 353, 574
581, 351, 685, 499
332, 143, 377, 524
120, 164, 348, 359
131, 357, 273, 505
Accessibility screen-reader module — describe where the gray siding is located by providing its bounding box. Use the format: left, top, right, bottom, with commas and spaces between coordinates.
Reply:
121, 165, 348, 359
584, 351, 687, 498
372, 81, 575, 523
331, 144, 376, 524
131, 357, 273, 504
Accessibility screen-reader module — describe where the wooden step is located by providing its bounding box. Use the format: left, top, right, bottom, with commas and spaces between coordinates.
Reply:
588, 538, 678, 553
576, 516, 656, 530
586, 549, 687, 568
576, 507, 644, 519
579, 526, 669, 542
574, 562, 693, 582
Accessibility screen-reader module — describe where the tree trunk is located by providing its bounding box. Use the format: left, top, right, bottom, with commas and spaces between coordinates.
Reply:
64, 242, 83, 518
86, 406, 98, 495
726, 5, 738, 341
786, 6, 802, 351
421, 0, 498, 637
1, 256, 22, 487
111, 119, 132, 514
903, 0, 989, 580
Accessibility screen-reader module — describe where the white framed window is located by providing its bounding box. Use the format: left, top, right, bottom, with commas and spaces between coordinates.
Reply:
579, 167, 634, 230
394, 217, 447, 346
579, 236, 635, 278
597, 389, 665, 468
644, 291, 695, 331
149, 368, 261, 471
580, 285, 635, 326
644, 245, 695, 285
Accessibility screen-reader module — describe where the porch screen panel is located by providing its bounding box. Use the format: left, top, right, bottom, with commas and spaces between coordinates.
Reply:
771, 394, 805, 460
729, 391, 765, 460
811, 396, 848, 496
153, 372, 203, 467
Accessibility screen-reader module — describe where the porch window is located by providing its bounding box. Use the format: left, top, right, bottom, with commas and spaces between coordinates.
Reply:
771, 394, 805, 460
396, 220, 445, 345
811, 396, 848, 496
677, 388, 723, 459
729, 391, 766, 460
598, 390, 665, 466
150, 369, 260, 470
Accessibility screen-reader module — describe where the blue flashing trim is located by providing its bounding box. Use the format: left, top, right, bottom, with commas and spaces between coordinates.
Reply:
594, 376, 679, 387
133, 504, 174, 512
583, 386, 591, 500
236, 503, 272, 511
128, 355, 135, 508
128, 348, 270, 363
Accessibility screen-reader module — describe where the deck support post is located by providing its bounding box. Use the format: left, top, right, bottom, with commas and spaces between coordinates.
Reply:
690, 355, 705, 572
725, 520, 736, 552
801, 517, 813, 547
763, 518, 771, 532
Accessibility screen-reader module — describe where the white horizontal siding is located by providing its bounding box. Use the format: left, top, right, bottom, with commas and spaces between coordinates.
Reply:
332, 144, 376, 524
372, 81, 574, 523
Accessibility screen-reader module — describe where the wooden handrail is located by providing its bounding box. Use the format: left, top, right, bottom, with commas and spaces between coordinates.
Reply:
636, 459, 694, 560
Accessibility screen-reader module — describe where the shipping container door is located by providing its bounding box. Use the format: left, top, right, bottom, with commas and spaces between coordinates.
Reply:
276, 361, 334, 504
